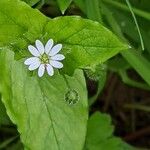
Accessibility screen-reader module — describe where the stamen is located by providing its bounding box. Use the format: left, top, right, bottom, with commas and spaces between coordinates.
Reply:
40, 53, 49, 64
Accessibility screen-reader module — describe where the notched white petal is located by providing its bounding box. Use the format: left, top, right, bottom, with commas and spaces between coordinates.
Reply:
46, 64, 54, 76
28, 61, 41, 71
24, 57, 40, 65
45, 39, 54, 54
38, 64, 45, 77
36, 40, 45, 55
49, 44, 62, 56
50, 60, 63, 69
28, 45, 40, 57
51, 54, 65, 61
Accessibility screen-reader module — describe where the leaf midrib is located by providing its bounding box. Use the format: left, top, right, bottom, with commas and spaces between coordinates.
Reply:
38, 81, 61, 150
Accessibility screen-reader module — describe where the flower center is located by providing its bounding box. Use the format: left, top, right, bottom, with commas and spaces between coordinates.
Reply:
40, 53, 49, 64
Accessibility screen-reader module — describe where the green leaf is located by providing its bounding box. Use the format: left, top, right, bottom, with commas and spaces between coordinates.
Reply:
0, 0, 128, 76
0, 49, 88, 150
57, 0, 72, 14
44, 16, 128, 75
0, 0, 48, 48
85, 112, 135, 150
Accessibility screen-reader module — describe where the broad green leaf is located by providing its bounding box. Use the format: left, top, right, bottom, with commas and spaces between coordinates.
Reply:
0, 0, 128, 76
85, 112, 134, 150
44, 16, 128, 75
0, 49, 88, 150
57, 0, 72, 14
0, 0, 48, 48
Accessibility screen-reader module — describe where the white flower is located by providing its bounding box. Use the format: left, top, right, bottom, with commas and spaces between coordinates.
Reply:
24, 39, 65, 77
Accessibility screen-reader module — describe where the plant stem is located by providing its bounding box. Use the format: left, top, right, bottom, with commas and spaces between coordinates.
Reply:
0, 135, 18, 149
103, 0, 150, 21
125, 0, 144, 50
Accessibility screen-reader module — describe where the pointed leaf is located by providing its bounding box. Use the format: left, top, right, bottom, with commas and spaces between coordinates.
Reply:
57, 0, 72, 14
44, 16, 128, 75
0, 0, 128, 75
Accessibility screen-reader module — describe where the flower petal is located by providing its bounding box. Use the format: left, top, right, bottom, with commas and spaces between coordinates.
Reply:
38, 64, 45, 77
28, 45, 40, 57
45, 39, 54, 54
24, 57, 40, 65
50, 60, 63, 69
49, 44, 62, 56
35, 40, 45, 55
46, 64, 54, 76
51, 54, 65, 61
28, 61, 41, 71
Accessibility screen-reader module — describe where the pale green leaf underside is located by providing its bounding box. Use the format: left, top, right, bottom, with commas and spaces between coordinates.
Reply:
0, 0, 128, 75
57, 0, 72, 14
0, 49, 88, 150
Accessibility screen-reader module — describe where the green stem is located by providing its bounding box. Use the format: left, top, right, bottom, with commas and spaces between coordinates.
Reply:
62, 73, 71, 89
0, 135, 18, 149
102, 4, 150, 87
119, 69, 150, 90
125, 0, 144, 50
103, 0, 150, 21
121, 49, 150, 87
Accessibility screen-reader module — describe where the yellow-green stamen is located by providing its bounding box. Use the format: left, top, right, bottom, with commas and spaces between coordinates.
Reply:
40, 53, 49, 64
